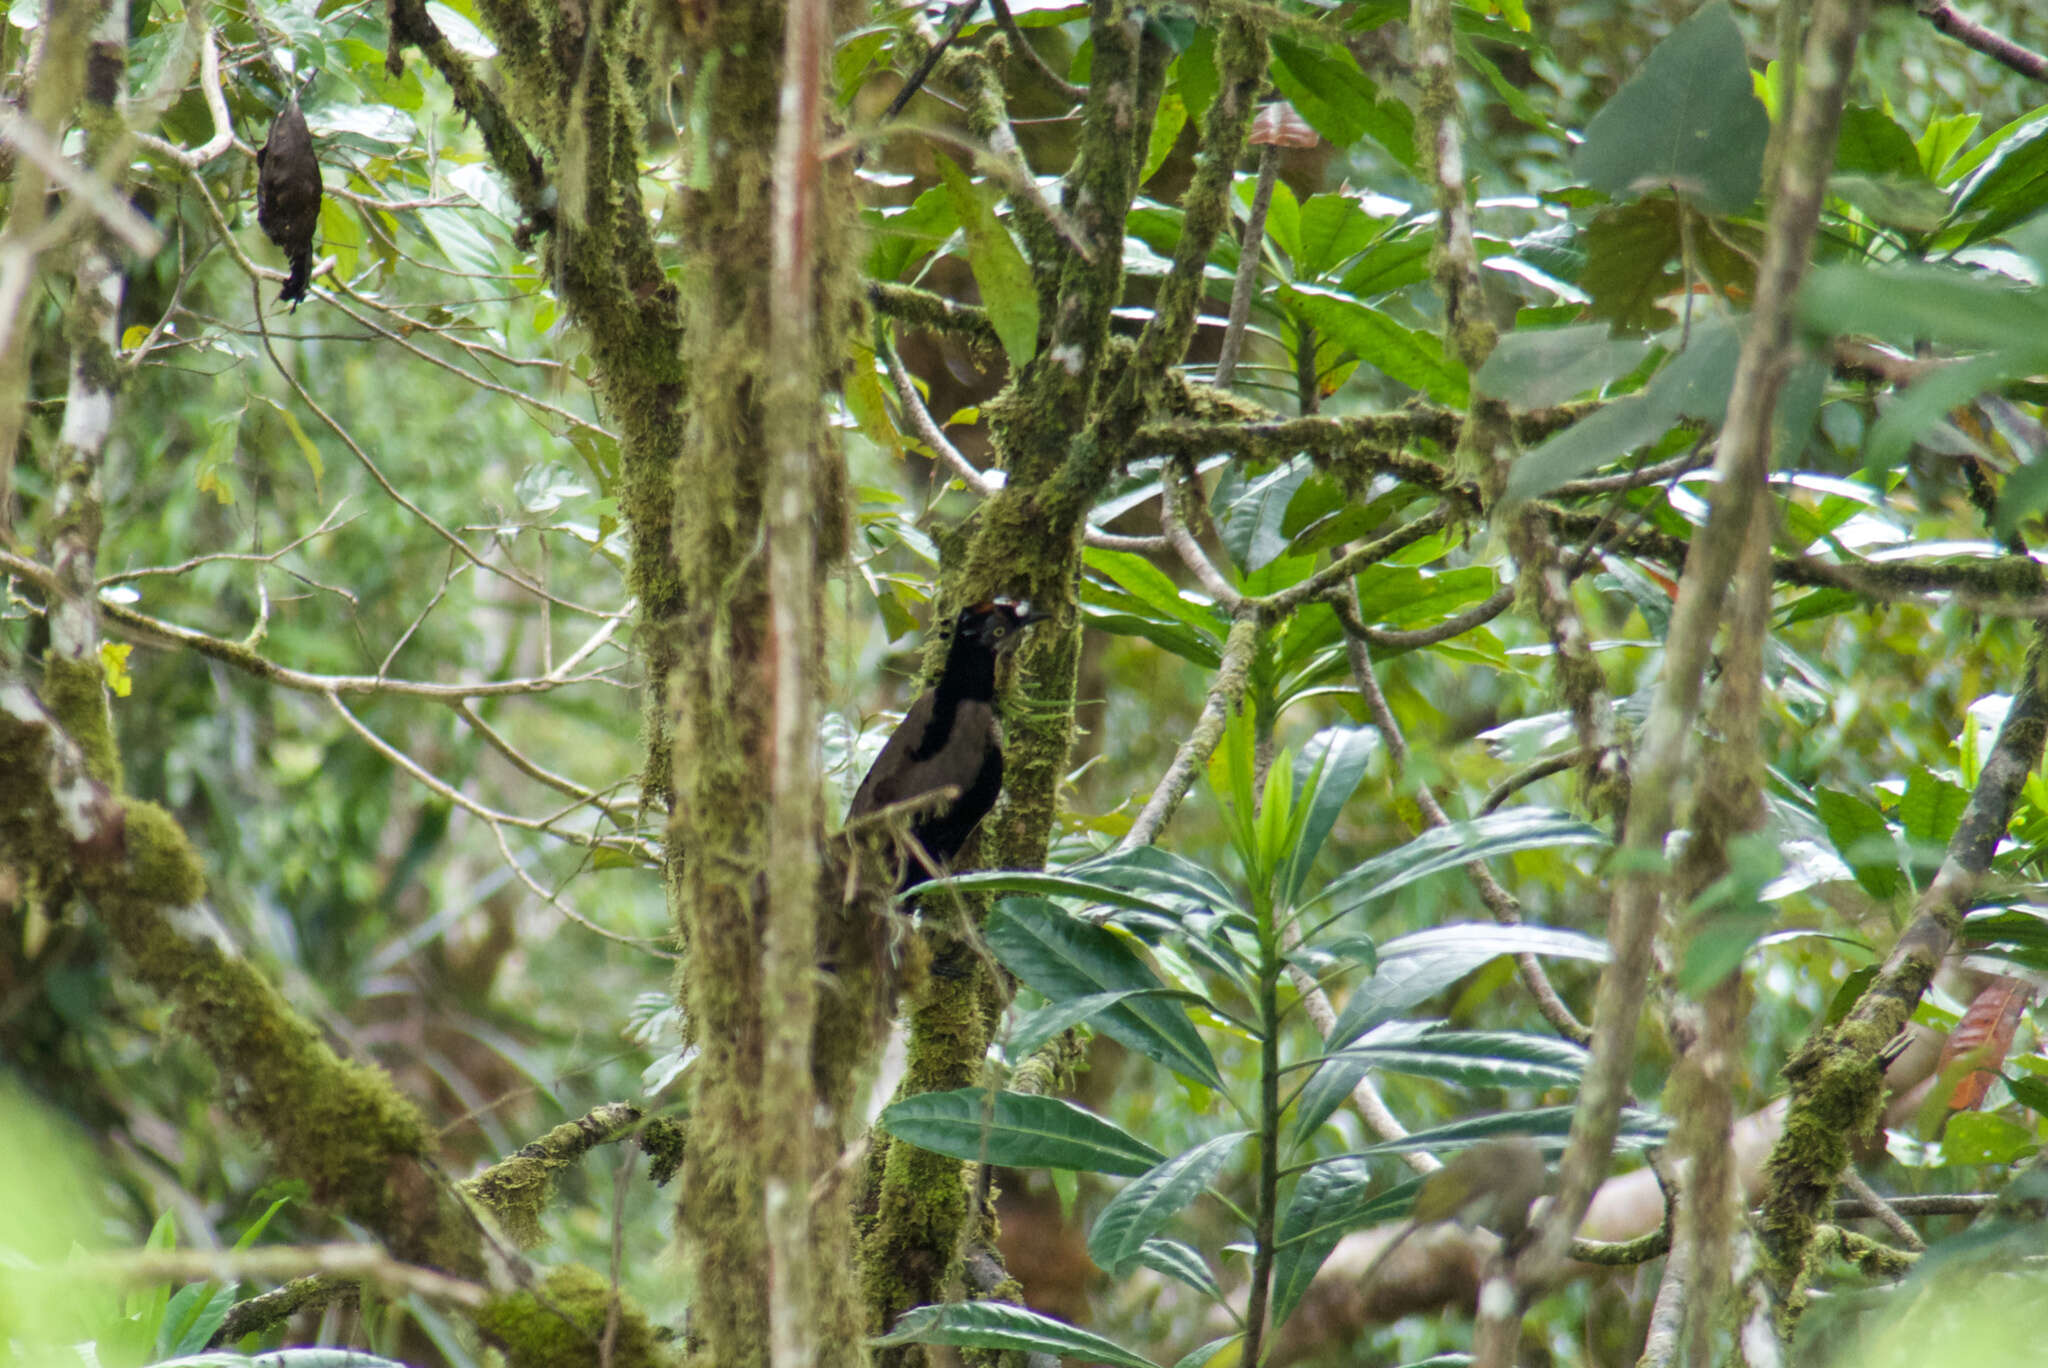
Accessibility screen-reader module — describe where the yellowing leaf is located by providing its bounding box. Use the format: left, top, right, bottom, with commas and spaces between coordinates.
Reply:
196, 463, 236, 505
99, 642, 132, 698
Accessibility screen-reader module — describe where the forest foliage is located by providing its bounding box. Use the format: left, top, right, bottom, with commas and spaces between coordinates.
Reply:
5, 0, 2048, 1366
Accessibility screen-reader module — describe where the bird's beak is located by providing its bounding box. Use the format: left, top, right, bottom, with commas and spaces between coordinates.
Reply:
1015, 601, 1053, 627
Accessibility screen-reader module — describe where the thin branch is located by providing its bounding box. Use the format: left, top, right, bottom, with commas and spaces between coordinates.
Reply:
987, 0, 1085, 101
1328, 581, 1515, 652
1161, 459, 1245, 611
1341, 622, 1591, 1044
1916, 1, 2048, 81
1213, 144, 1279, 390
1837, 1168, 1924, 1251
1120, 613, 1261, 848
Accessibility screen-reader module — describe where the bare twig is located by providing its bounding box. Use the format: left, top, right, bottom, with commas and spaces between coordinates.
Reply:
1916, 1, 2048, 81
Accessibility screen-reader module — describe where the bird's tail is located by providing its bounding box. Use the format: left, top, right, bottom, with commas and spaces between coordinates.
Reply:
279, 250, 311, 310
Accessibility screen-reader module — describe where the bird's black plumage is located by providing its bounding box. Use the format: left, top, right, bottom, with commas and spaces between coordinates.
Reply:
257, 95, 321, 311
848, 598, 1047, 889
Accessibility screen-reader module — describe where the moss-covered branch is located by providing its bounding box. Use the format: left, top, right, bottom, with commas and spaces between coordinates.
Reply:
1754, 620, 2048, 1325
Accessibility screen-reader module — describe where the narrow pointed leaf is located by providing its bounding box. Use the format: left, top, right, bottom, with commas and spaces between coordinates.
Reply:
875, 1301, 1161, 1368
987, 900, 1223, 1087
1270, 1162, 1422, 1324
1280, 727, 1378, 906
879, 1088, 1165, 1176
1135, 1237, 1224, 1301
1089, 1131, 1251, 1273
1310, 809, 1609, 923
1322, 924, 1608, 1053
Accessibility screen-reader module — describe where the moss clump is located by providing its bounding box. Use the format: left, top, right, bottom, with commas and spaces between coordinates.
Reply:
478, 1264, 674, 1368
39, 655, 123, 792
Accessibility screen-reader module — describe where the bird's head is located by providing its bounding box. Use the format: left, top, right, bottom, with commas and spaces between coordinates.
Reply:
954, 597, 1049, 655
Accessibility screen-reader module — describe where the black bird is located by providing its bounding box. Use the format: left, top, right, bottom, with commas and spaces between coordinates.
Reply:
257, 90, 322, 311
848, 597, 1049, 889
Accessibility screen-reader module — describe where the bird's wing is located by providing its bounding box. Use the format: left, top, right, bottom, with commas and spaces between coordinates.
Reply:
847, 689, 937, 819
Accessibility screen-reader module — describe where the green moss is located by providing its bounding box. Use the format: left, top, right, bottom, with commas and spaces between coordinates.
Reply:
38, 655, 121, 793
478, 1264, 674, 1368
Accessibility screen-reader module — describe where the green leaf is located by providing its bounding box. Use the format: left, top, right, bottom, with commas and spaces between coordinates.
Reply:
1173, 1336, 1243, 1368
934, 154, 1039, 368
1143, 91, 1189, 184
1942, 1112, 2038, 1166
1067, 843, 1243, 915
1089, 1132, 1250, 1273
1317, 1025, 1588, 1090
1505, 315, 1742, 501
1901, 769, 1970, 850
1135, 1238, 1224, 1301
1086, 547, 1227, 637
1320, 922, 1610, 1055
1339, 231, 1434, 297
1573, 2, 1768, 213
1835, 105, 1926, 179
1799, 263, 2048, 354
160, 1284, 237, 1358
1475, 323, 1651, 407
864, 183, 958, 282
1269, 36, 1413, 167
987, 899, 1224, 1087
1214, 458, 1311, 572
1870, 353, 2027, 478
1279, 727, 1378, 908
1282, 284, 1468, 404
1813, 787, 1903, 900
1309, 810, 1610, 926
1294, 194, 1382, 280
154, 1355, 415, 1368
1952, 112, 2048, 246
1270, 1163, 1421, 1324
1347, 1104, 1672, 1156
1008, 988, 1178, 1060
879, 1089, 1165, 1176
874, 1301, 1161, 1368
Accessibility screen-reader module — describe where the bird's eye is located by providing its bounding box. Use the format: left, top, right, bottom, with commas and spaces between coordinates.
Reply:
991, 623, 1008, 637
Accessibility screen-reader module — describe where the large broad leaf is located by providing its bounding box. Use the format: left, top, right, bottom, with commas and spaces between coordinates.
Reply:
1270, 1162, 1422, 1324
1295, 193, 1385, 280
875, 1301, 1160, 1368
1573, 2, 1768, 213
1088, 1131, 1251, 1274
1475, 323, 1651, 407
1267, 35, 1415, 167
1214, 459, 1312, 572
878, 1088, 1164, 1176
987, 899, 1224, 1086
1308, 809, 1610, 927
1320, 923, 1610, 1056
1281, 284, 1469, 404
934, 154, 1039, 368
1505, 314, 1742, 501
1813, 787, 1903, 901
